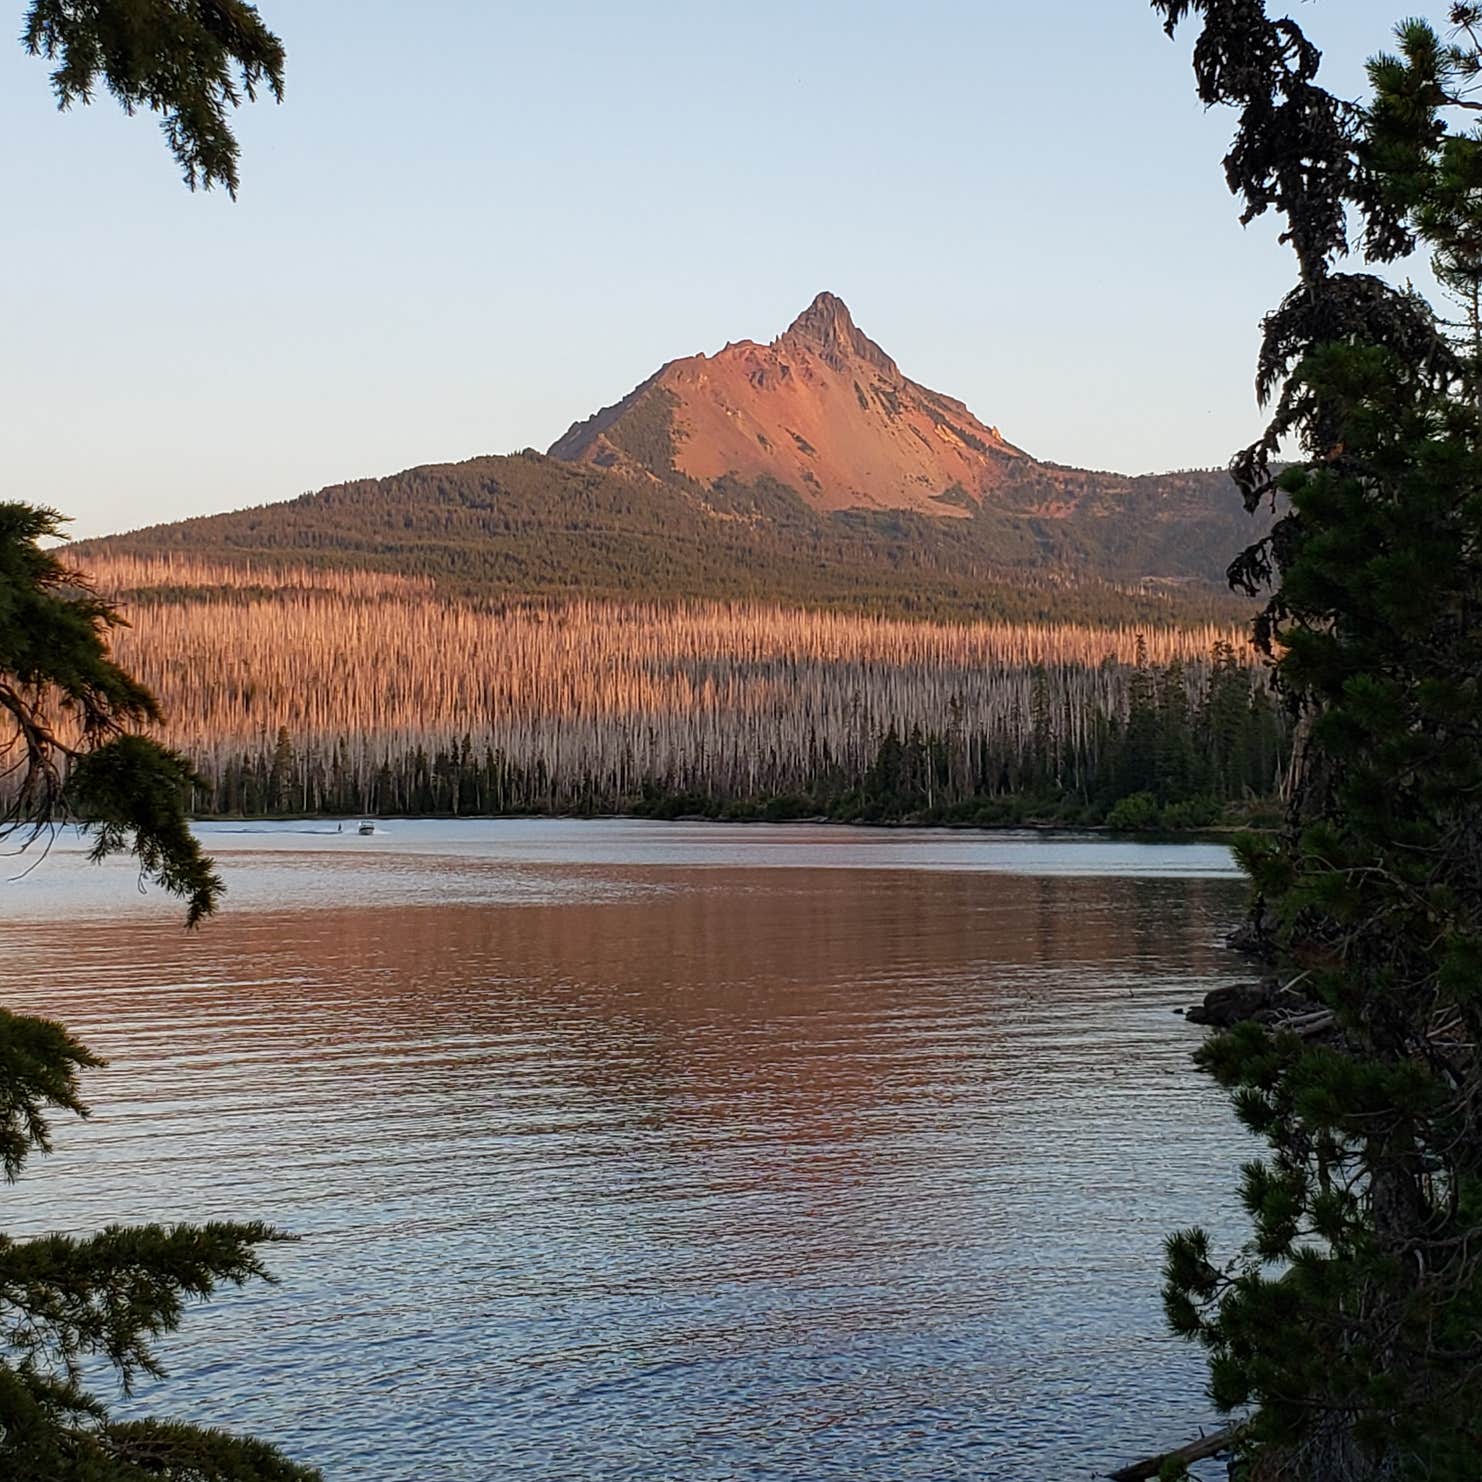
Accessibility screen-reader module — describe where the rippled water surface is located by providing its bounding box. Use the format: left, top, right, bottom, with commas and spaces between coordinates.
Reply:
4, 822, 1252, 1480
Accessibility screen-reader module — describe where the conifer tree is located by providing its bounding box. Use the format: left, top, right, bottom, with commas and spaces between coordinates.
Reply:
0, 522, 318, 1477
266, 725, 296, 814
2, 7, 310, 1476
1154, 4, 1482, 1476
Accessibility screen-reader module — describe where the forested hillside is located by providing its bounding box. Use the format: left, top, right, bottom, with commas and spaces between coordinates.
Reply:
79, 450, 1259, 625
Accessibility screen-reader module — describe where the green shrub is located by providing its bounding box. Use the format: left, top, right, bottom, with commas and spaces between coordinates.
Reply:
1159, 795, 1220, 830
1106, 791, 1161, 831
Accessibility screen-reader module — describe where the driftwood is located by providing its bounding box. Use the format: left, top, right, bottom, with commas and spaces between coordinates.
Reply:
1107, 1423, 1243, 1481
1285, 1009, 1335, 1038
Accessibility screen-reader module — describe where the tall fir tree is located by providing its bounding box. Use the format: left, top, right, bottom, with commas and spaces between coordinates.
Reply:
1154, 4, 1482, 1477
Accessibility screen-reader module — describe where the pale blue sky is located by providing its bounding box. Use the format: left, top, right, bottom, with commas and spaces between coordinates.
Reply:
0, 1, 1424, 536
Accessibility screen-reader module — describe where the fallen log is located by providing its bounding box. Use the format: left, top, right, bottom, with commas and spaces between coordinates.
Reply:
1286, 1009, 1335, 1038
1107, 1423, 1243, 1481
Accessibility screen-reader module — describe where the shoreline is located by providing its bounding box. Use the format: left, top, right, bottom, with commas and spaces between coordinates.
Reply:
188, 808, 1262, 846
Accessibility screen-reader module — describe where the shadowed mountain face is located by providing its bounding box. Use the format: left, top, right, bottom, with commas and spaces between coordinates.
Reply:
550, 292, 1032, 515
78, 293, 1264, 621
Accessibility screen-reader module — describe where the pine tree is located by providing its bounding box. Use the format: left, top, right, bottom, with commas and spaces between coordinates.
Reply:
1154, 661, 1194, 803
1154, 5, 1482, 1476
1200, 640, 1251, 801
0, 515, 316, 1477
266, 726, 295, 813
1116, 637, 1160, 800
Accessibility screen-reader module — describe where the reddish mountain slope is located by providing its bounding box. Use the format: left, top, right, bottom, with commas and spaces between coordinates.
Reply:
550, 292, 1035, 515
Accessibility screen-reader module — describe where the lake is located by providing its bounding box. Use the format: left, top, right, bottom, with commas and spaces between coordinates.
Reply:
3, 820, 1253, 1480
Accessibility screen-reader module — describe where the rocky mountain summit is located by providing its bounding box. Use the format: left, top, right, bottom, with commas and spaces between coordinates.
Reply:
551, 292, 1034, 515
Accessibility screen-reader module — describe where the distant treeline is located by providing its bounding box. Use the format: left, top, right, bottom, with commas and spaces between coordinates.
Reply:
71, 559, 1289, 829
200, 636, 1285, 828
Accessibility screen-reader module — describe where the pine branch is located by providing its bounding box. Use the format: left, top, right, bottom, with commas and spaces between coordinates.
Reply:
21, 1, 285, 197
0, 1222, 293, 1392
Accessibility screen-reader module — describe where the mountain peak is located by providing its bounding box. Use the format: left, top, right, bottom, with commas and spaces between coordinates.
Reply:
784, 290, 856, 340
550, 293, 1027, 515
778, 291, 901, 379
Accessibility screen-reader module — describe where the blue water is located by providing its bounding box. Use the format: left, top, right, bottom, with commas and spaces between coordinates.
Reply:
3, 821, 1250, 1480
